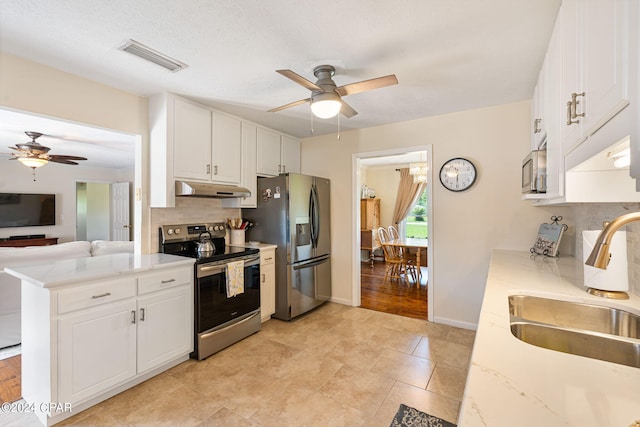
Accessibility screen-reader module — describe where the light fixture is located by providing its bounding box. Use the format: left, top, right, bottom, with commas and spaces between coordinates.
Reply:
310, 92, 342, 119
17, 157, 48, 168
608, 147, 631, 168
409, 162, 428, 176
413, 173, 427, 183
119, 39, 188, 72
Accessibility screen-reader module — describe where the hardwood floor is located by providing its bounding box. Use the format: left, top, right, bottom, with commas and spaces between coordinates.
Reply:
360, 260, 427, 320
0, 354, 21, 404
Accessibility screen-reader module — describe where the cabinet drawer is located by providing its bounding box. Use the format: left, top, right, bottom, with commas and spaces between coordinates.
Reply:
58, 277, 136, 314
137, 267, 192, 295
260, 249, 275, 265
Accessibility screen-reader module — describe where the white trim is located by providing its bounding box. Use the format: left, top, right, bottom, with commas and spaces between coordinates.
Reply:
433, 316, 477, 331
329, 296, 353, 306
351, 145, 434, 322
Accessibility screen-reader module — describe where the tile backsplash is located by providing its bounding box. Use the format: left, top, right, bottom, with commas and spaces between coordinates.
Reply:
571, 202, 640, 296
150, 198, 241, 252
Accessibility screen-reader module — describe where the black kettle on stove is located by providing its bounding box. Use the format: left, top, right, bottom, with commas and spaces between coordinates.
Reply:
196, 231, 215, 256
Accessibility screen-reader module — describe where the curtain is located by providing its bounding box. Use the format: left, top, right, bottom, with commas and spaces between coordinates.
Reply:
392, 168, 425, 226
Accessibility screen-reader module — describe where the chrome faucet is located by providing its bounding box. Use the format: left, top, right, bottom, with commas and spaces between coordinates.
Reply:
585, 212, 640, 269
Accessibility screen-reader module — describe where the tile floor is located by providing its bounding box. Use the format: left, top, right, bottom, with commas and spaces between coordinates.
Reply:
3, 303, 475, 426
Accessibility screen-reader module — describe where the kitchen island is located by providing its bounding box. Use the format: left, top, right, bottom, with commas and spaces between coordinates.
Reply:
459, 250, 640, 426
4, 253, 195, 426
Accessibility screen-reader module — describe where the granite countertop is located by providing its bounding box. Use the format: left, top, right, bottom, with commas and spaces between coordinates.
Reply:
459, 250, 640, 427
4, 253, 194, 288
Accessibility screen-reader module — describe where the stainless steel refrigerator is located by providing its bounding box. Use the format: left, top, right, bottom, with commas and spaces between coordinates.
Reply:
243, 173, 331, 320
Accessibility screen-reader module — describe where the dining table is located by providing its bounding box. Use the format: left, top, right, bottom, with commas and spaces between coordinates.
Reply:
382, 238, 428, 284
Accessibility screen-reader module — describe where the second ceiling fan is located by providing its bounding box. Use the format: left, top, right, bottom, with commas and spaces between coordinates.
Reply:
269, 65, 398, 119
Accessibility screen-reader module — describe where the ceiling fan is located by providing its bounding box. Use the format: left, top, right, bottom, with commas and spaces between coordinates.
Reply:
269, 65, 398, 119
6, 131, 87, 180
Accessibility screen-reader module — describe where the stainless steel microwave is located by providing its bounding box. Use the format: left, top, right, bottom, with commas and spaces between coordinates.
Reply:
522, 150, 546, 193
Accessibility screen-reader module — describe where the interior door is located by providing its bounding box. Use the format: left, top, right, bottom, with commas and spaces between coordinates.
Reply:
111, 182, 130, 241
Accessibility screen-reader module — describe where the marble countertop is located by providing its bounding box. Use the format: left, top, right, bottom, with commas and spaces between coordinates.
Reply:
459, 250, 640, 427
4, 253, 194, 288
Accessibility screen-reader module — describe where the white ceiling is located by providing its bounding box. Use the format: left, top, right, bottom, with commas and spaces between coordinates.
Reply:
0, 0, 561, 168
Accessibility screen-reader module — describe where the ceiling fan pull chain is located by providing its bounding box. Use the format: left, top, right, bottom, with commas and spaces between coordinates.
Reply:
31, 169, 37, 181
310, 107, 314, 134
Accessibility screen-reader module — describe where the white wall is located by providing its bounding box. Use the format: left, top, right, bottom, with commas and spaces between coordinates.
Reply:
301, 101, 572, 328
0, 53, 150, 251
85, 182, 110, 241
0, 160, 133, 242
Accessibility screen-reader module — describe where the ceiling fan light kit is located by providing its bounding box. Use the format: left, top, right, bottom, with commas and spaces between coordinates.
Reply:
17, 157, 48, 168
310, 92, 342, 119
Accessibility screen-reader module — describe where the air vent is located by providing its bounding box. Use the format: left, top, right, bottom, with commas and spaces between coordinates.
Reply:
119, 39, 188, 72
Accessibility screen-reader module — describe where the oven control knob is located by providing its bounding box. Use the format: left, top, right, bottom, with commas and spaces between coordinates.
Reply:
167, 228, 174, 235
174, 228, 181, 235
208, 226, 214, 232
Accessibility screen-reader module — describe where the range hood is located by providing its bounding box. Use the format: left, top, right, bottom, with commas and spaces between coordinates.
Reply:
175, 181, 251, 198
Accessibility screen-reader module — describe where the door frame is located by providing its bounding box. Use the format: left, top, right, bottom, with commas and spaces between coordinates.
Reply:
351, 145, 434, 322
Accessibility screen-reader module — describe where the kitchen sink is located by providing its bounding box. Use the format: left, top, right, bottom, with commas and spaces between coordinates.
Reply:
508, 295, 640, 368
508, 295, 640, 338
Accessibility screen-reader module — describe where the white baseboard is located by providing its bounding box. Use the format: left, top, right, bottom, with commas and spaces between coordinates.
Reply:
329, 296, 353, 306
433, 316, 478, 331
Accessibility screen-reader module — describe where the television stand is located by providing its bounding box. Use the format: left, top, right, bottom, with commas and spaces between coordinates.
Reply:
0, 237, 58, 247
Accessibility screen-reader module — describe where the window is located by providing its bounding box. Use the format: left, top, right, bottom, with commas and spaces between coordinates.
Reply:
402, 188, 428, 238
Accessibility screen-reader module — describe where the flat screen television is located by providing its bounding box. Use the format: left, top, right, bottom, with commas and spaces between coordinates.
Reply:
0, 193, 56, 228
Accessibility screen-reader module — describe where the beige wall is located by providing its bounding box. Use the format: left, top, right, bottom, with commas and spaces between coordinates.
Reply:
301, 101, 572, 328
362, 166, 400, 227
0, 53, 151, 252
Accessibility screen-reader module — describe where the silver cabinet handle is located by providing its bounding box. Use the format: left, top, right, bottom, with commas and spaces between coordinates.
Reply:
214, 165, 218, 175
571, 92, 585, 119
533, 118, 542, 134
92, 292, 111, 299
161, 278, 176, 284
566, 101, 577, 125
278, 164, 282, 173
131, 310, 136, 324
206, 164, 211, 174
140, 308, 145, 321
261, 273, 266, 283
282, 164, 286, 173
265, 257, 273, 261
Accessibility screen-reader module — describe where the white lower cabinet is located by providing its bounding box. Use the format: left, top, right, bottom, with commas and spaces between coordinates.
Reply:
136, 285, 192, 373
58, 300, 137, 404
23, 263, 193, 425
260, 248, 276, 322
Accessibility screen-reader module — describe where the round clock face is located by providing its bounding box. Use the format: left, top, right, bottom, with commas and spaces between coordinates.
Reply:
439, 158, 477, 192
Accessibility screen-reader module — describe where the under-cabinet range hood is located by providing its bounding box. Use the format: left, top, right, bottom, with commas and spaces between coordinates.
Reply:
175, 181, 251, 198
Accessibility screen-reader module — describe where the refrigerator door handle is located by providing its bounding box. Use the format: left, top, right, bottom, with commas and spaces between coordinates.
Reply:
310, 184, 320, 249
292, 254, 330, 270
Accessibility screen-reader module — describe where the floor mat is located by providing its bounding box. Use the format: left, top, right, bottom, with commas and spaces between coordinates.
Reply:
390, 404, 456, 427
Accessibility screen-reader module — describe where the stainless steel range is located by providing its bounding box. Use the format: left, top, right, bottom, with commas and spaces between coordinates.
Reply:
159, 223, 261, 360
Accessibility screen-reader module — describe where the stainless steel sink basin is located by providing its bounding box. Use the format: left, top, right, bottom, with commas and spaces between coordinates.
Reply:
509, 295, 640, 338
508, 295, 640, 368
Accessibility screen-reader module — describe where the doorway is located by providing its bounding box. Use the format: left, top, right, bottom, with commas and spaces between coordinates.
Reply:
351, 146, 434, 321
76, 181, 132, 241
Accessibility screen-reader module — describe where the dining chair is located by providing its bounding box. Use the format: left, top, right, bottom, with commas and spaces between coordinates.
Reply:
377, 227, 403, 281
387, 225, 417, 282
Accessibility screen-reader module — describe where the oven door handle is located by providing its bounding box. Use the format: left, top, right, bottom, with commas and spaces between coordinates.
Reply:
198, 255, 260, 277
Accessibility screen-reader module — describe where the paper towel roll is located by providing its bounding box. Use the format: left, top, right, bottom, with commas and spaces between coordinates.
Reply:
582, 230, 629, 292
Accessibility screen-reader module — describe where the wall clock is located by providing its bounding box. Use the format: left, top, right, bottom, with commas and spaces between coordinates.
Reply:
439, 157, 477, 192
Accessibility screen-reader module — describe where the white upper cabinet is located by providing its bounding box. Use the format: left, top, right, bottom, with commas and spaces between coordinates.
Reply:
222, 122, 258, 208
173, 98, 212, 181
562, 0, 630, 154
212, 113, 242, 184
281, 135, 301, 174
256, 127, 300, 176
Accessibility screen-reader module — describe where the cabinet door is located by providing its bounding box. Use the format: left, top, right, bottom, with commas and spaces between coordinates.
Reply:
581, 0, 630, 135
173, 98, 212, 180
561, 0, 584, 152
281, 135, 300, 174
137, 285, 192, 374
260, 256, 276, 322
58, 300, 137, 404
222, 122, 258, 208
257, 128, 282, 176
212, 113, 242, 184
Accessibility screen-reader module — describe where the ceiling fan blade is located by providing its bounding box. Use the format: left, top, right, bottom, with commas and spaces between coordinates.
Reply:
335, 74, 398, 97
48, 158, 79, 165
268, 98, 311, 113
49, 154, 88, 161
276, 70, 322, 92
340, 99, 358, 118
